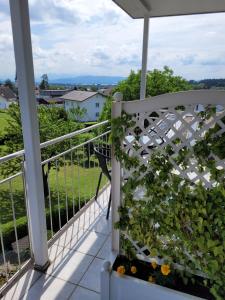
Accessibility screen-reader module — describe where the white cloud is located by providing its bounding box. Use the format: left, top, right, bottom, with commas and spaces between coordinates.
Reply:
1, 1, 225, 80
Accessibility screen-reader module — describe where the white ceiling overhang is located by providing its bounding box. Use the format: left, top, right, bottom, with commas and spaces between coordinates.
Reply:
113, 0, 225, 18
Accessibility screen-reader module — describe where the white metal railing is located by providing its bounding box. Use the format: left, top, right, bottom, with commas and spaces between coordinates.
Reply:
0, 120, 110, 289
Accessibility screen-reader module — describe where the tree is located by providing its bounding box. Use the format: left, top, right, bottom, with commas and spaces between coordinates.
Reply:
68, 106, 87, 122
0, 104, 84, 198
4, 79, 14, 91
114, 66, 192, 101
39, 74, 49, 90
100, 67, 192, 120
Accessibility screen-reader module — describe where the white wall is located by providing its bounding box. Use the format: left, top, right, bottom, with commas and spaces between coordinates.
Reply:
64, 94, 106, 122
0, 96, 10, 109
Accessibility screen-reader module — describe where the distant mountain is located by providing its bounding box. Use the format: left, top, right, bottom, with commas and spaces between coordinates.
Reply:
49, 75, 125, 85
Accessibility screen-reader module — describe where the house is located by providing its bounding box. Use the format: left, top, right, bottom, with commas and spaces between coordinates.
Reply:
98, 87, 113, 97
60, 90, 107, 122
0, 86, 17, 109
39, 89, 72, 100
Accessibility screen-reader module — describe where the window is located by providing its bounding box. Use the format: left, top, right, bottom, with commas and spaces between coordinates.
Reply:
96, 112, 99, 117
96, 102, 99, 108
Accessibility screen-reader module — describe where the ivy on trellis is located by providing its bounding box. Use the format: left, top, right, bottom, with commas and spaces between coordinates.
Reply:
111, 107, 225, 300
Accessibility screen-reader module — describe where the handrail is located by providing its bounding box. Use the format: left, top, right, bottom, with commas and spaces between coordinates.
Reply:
0, 120, 109, 164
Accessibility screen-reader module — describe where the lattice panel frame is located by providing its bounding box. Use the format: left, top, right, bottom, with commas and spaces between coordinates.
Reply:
114, 90, 225, 263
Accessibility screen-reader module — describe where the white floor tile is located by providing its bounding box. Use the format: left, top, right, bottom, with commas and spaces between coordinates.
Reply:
79, 258, 103, 293
21, 274, 76, 300
48, 244, 64, 261
2, 270, 42, 300
46, 249, 93, 285
89, 214, 111, 235
69, 287, 100, 300
71, 231, 107, 256
96, 236, 111, 260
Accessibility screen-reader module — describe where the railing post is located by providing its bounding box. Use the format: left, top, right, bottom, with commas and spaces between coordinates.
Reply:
140, 15, 150, 100
9, 0, 49, 270
111, 92, 122, 253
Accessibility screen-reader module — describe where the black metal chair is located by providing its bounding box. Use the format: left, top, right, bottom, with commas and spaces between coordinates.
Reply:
92, 144, 112, 220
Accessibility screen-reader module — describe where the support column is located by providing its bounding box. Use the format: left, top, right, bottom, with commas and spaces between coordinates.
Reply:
111, 92, 122, 253
9, 0, 49, 269
140, 16, 150, 100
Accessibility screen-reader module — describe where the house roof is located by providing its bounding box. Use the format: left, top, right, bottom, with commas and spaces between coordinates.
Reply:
0, 86, 16, 101
60, 90, 99, 102
98, 88, 113, 97
113, 0, 225, 19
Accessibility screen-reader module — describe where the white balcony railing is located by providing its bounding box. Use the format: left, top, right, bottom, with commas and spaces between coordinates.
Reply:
0, 120, 111, 292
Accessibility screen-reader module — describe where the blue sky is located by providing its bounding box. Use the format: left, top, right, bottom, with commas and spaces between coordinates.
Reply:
1, 0, 225, 80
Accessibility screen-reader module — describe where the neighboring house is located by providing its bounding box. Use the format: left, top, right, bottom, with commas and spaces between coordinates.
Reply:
0, 86, 17, 109
39, 89, 72, 100
46, 98, 65, 107
60, 90, 107, 122
98, 87, 113, 97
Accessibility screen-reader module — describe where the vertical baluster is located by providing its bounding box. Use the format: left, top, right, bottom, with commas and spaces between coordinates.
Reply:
21, 158, 32, 257
0, 211, 7, 280
77, 148, 81, 211
88, 142, 91, 202
63, 154, 69, 223
9, 179, 21, 269
47, 164, 53, 239
70, 140, 75, 216
82, 145, 86, 205
55, 160, 61, 229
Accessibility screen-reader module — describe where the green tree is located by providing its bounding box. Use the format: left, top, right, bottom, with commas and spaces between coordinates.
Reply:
4, 79, 14, 91
68, 106, 87, 121
114, 66, 192, 101
0, 104, 84, 197
100, 67, 192, 121
39, 74, 49, 90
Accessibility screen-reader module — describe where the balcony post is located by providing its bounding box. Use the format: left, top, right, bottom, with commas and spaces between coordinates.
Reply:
9, 0, 49, 269
140, 16, 150, 100
111, 92, 122, 253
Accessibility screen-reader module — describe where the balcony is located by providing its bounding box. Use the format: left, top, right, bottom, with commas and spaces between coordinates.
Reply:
2, 187, 112, 300
2, 1, 225, 300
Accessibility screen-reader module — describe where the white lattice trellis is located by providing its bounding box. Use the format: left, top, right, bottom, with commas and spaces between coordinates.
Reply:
111, 90, 225, 261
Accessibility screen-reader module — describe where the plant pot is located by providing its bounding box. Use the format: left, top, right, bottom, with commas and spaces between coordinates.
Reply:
101, 260, 206, 300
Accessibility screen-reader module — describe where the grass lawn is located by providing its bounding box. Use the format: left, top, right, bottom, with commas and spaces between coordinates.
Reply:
0, 159, 108, 233
0, 110, 11, 135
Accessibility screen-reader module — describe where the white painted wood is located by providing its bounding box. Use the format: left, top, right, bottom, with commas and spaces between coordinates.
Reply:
113, 0, 225, 19
9, 0, 49, 269
123, 90, 225, 114
117, 88, 225, 265
100, 261, 111, 300
140, 16, 149, 100
109, 271, 205, 300
111, 93, 122, 252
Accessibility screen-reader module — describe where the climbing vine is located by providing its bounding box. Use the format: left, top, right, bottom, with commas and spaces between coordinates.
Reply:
111, 107, 225, 300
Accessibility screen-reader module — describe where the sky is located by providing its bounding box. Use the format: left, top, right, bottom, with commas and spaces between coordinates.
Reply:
1, 0, 225, 81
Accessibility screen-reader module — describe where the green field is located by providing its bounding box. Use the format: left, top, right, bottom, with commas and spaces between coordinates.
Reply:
0, 110, 11, 135
0, 158, 108, 244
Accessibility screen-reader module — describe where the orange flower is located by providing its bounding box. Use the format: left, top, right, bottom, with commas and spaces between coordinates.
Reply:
117, 265, 126, 276
131, 266, 137, 274
161, 264, 171, 276
148, 276, 156, 283
151, 261, 157, 269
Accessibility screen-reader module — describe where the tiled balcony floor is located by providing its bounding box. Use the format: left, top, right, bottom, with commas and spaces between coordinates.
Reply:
3, 187, 114, 300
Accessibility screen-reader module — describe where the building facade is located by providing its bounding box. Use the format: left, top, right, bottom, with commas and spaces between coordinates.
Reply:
61, 91, 107, 122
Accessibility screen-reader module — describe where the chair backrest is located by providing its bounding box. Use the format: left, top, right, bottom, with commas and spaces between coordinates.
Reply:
93, 146, 111, 181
